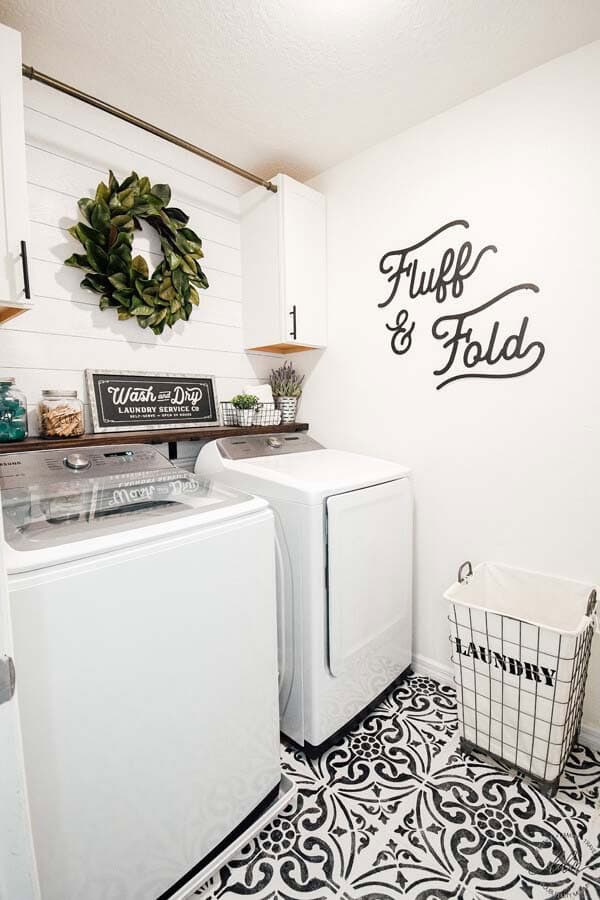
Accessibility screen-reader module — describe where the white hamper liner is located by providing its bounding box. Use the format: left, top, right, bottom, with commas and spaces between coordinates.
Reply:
445, 561, 598, 797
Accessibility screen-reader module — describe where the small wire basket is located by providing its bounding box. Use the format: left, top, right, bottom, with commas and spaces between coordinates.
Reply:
220, 402, 282, 427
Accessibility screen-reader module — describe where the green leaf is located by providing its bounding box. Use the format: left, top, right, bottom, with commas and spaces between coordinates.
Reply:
110, 214, 135, 232
117, 310, 132, 320
108, 253, 130, 276
164, 247, 181, 270
107, 224, 119, 249
180, 255, 197, 276
69, 222, 106, 247
151, 183, 171, 206
193, 267, 209, 290
164, 206, 189, 226
132, 201, 162, 217
113, 290, 133, 307
78, 197, 94, 222
64, 252, 90, 269
91, 200, 111, 232
108, 170, 119, 194
130, 305, 155, 316
142, 290, 157, 306
138, 176, 151, 195
99, 295, 112, 311
109, 272, 130, 290
117, 188, 136, 210
180, 227, 202, 246
81, 273, 110, 294
118, 172, 139, 192
172, 267, 187, 294
85, 242, 108, 272
131, 255, 149, 279
175, 233, 202, 256
95, 181, 110, 203
189, 285, 200, 306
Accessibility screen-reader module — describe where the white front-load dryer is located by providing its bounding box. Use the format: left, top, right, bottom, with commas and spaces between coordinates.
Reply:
196, 433, 412, 753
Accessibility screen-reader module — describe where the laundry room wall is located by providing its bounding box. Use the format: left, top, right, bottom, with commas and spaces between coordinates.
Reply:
303, 41, 600, 736
0, 79, 279, 457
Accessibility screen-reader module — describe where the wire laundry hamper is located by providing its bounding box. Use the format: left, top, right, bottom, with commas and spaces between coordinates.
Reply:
446, 561, 597, 797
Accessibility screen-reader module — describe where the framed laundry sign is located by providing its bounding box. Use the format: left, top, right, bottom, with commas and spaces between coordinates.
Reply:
85, 369, 219, 433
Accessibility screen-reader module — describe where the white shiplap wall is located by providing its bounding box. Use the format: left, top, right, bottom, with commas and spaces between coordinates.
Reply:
0, 80, 278, 442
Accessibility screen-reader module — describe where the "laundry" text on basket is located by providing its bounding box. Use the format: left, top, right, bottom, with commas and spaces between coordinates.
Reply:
454, 638, 556, 687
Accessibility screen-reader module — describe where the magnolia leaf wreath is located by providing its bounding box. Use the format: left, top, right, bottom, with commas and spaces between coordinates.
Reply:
65, 170, 209, 335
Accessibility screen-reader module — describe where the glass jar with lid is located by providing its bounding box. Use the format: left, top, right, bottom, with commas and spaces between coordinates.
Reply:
38, 390, 85, 439
0, 378, 28, 442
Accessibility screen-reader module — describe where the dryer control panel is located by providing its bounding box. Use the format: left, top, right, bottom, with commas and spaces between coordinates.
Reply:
218, 433, 323, 460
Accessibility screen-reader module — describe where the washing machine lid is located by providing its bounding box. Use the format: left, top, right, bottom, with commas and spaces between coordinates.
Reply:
217, 436, 409, 504
0, 444, 260, 556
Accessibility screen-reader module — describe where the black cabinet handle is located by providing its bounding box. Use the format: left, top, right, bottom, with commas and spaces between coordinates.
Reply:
20, 240, 31, 300
289, 304, 297, 340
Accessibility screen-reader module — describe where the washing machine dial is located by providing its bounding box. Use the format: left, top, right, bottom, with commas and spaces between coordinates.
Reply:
64, 452, 91, 471
267, 437, 283, 449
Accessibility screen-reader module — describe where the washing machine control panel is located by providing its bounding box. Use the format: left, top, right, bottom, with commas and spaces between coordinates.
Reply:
218, 433, 323, 460
0, 444, 173, 488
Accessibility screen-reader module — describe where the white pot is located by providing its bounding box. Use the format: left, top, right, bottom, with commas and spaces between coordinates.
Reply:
274, 397, 298, 423
236, 408, 255, 426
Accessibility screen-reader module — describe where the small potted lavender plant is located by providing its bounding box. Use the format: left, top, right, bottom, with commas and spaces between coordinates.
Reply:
269, 361, 304, 423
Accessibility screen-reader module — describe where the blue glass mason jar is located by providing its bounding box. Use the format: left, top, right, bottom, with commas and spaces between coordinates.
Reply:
0, 377, 28, 442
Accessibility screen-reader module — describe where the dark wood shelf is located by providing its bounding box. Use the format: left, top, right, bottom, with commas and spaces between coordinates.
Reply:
0, 422, 309, 453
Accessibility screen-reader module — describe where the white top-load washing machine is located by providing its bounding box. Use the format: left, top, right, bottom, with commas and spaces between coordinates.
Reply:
196, 433, 412, 753
0, 444, 294, 900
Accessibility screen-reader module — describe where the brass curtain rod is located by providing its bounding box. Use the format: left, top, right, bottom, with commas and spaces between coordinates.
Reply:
22, 64, 277, 193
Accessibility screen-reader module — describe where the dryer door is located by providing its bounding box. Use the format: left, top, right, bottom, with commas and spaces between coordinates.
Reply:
327, 478, 412, 677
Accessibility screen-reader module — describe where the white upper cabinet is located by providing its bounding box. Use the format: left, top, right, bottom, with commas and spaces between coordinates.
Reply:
241, 174, 327, 353
0, 24, 31, 324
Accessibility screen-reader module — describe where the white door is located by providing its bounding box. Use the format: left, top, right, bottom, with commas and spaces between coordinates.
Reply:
327, 479, 412, 677
0, 24, 31, 311
0, 509, 40, 900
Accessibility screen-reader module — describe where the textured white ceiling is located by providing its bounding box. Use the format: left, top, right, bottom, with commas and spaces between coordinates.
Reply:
2, 0, 600, 185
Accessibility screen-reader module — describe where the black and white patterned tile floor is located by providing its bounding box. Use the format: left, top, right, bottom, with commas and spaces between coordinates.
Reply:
196, 674, 600, 899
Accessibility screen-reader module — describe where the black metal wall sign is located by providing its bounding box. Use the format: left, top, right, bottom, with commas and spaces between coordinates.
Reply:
86, 369, 218, 433
378, 219, 545, 389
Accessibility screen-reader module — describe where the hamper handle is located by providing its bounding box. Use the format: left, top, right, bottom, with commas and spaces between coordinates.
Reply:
587, 589, 597, 618
458, 560, 473, 584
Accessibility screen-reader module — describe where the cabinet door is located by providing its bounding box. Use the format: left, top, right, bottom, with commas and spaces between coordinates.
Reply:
281, 176, 327, 348
0, 25, 30, 314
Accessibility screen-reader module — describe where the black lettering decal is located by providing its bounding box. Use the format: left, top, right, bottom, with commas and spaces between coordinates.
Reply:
493, 653, 507, 672
432, 285, 545, 389
523, 661, 542, 683
541, 666, 556, 687
386, 309, 415, 355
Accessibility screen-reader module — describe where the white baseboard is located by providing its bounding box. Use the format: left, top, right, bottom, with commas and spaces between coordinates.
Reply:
579, 722, 600, 752
412, 653, 600, 753
412, 653, 454, 687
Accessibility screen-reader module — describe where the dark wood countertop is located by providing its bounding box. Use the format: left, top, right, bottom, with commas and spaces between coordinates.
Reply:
0, 422, 309, 453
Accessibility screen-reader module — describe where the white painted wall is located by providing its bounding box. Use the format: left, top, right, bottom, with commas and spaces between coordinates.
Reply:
0, 79, 279, 453
306, 42, 600, 733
